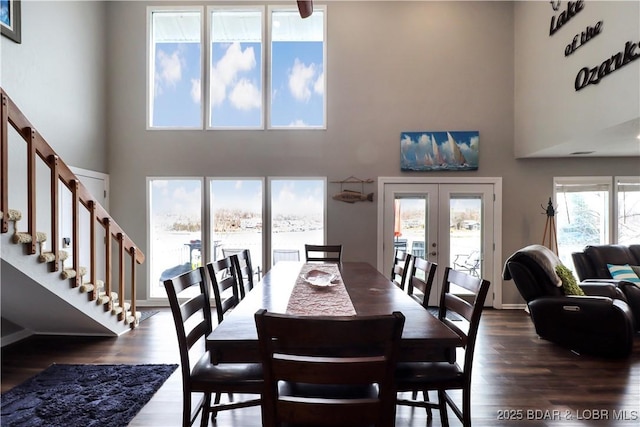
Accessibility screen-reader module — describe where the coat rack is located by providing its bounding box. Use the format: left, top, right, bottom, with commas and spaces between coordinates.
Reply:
541, 198, 558, 254
330, 176, 374, 204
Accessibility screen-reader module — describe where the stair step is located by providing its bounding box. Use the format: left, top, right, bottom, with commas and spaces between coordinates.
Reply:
39, 250, 69, 263
96, 291, 118, 305
79, 280, 104, 293
12, 231, 47, 244
111, 302, 131, 315
61, 266, 87, 280
5, 209, 22, 221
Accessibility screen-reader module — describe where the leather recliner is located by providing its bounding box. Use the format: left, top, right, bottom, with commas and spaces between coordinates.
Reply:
572, 244, 640, 330
504, 244, 634, 358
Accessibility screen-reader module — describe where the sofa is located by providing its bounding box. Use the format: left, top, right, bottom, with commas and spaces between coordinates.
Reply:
504, 245, 634, 357
572, 244, 640, 330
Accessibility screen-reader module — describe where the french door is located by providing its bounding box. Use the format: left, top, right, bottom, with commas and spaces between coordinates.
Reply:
379, 180, 499, 307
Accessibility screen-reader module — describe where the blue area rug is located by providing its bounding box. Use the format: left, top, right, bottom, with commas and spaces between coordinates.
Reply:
1, 363, 177, 427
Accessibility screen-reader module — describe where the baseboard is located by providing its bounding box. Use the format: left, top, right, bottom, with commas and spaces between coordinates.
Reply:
1, 329, 33, 348
501, 303, 527, 310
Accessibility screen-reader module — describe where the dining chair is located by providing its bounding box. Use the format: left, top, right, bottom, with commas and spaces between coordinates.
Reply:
255, 309, 406, 427
206, 257, 240, 324
304, 244, 343, 263
396, 267, 491, 427
223, 249, 259, 299
406, 257, 437, 308
272, 248, 300, 265
391, 249, 412, 291
163, 267, 262, 427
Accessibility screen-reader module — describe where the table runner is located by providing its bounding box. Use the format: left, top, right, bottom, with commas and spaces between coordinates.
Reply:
286, 263, 356, 316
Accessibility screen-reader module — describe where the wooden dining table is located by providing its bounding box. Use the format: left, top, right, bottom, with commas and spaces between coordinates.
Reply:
206, 261, 462, 364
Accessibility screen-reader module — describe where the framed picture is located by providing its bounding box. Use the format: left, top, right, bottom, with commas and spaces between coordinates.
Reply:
400, 131, 479, 171
1, 0, 21, 44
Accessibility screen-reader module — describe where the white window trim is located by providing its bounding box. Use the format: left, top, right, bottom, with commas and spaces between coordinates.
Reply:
614, 175, 640, 244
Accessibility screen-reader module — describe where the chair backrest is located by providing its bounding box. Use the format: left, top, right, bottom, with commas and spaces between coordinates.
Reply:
255, 310, 405, 427
407, 257, 437, 308
163, 267, 213, 387
391, 249, 412, 290
503, 245, 565, 302
304, 244, 343, 263
437, 267, 490, 378
411, 240, 425, 257
206, 257, 240, 324
272, 249, 300, 265
224, 249, 255, 299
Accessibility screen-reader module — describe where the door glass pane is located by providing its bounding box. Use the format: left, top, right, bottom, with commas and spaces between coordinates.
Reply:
210, 179, 263, 274
450, 196, 482, 278
149, 179, 202, 298
270, 179, 325, 264
617, 179, 640, 245
394, 196, 427, 268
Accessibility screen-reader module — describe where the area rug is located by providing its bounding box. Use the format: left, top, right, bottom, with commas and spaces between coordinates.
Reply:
139, 310, 160, 323
1, 363, 177, 427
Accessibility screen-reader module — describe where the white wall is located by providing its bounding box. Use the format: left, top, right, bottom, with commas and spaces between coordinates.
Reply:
515, 0, 640, 157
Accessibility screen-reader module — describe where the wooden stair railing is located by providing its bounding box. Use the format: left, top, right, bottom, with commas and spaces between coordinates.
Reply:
0, 87, 145, 328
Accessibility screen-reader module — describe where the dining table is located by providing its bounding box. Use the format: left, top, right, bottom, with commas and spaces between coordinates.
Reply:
206, 261, 462, 364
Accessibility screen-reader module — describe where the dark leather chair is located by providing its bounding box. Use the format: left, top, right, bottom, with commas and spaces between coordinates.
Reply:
572, 244, 640, 330
504, 245, 634, 358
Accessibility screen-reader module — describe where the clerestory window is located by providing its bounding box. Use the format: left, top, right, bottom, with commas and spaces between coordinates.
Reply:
147, 5, 326, 130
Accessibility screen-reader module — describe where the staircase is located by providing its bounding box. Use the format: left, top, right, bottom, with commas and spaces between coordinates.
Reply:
1, 88, 144, 338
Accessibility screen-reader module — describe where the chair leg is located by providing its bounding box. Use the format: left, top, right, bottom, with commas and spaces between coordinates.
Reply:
438, 390, 449, 427
200, 393, 212, 427
462, 387, 472, 427
183, 391, 192, 427
422, 390, 432, 420
211, 392, 221, 420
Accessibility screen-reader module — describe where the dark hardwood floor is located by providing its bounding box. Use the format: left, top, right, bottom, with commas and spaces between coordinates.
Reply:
2, 308, 639, 426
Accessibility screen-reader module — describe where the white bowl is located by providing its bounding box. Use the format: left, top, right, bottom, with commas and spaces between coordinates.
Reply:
302, 269, 337, 287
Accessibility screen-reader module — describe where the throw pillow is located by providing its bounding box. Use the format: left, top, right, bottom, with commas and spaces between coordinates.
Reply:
555, 265, 585, 296
607, 264, 640, 286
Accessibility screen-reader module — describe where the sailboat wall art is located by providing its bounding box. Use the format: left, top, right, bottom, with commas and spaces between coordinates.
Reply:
400, 131, 479, 171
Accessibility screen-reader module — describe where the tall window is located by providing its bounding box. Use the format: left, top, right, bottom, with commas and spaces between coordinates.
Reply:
269, 9, 325, 128
148, 178, 203, 298
270, 178, 326, 264
554, 176, 640, 271
148, 8, 203, 129
209, 8, 263, 128
148, 5, 326, 130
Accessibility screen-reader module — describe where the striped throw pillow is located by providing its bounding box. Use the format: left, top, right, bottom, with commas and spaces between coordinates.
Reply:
607, 264, 640, 286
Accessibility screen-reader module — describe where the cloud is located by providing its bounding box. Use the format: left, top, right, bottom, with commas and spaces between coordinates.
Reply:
211, 43, 257, 108
314, 71, 324, 95
156, 49, 183, 89
288, 59, 317, 102
190, 78, 201, 104
229, 79, 261, 111
289, 119, 306, 127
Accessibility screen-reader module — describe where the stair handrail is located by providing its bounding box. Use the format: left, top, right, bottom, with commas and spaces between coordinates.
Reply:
1, 87, 144, 326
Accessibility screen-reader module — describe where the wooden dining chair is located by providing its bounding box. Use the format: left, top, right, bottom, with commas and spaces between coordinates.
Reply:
391, 249, 412, 291
225, 249, 258, 300
396, 267, 491, 427
272, 248, 300, 265
255, 309, 406, 427
163, 267, 262, 427
304, 244, 343, 263
206, 257, 240, 324
406, 257, 437, 308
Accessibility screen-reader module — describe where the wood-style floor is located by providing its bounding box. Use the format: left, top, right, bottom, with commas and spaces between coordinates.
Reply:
2, 308, 639, 426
